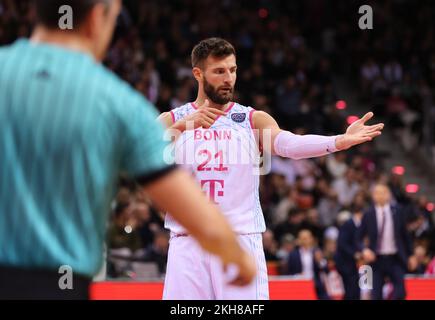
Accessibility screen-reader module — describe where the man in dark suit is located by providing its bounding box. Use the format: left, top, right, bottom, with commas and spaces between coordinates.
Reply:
335, 207, 363, 300
358, 184, 417, 300
287, 229, 330, 299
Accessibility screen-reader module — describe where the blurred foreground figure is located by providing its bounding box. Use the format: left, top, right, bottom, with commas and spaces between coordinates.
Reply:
0, 0, 255, 299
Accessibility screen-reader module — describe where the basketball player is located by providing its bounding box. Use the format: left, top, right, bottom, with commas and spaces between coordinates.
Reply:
158, 37, 384, 300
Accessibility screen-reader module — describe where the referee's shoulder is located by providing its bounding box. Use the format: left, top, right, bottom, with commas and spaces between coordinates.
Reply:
93, 64, 149, 110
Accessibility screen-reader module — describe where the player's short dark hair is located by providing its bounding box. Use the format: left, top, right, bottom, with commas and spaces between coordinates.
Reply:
191, 37, 236, 68
34, 0, 112, 29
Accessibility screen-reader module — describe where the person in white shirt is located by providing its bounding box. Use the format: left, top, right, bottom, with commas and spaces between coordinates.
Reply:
332, 168, 361, 207
326, 152, 348, 180
287, 229, 329, 299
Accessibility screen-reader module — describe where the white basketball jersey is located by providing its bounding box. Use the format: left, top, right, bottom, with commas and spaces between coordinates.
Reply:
165, 102, 266, 234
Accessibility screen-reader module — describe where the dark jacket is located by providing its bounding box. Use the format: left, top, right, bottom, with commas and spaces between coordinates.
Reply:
287, 247, 329, 299
358, 204, 413, 268
335, 218, 359, 274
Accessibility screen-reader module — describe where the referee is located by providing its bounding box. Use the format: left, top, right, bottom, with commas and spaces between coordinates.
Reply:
0, 0, 255, 299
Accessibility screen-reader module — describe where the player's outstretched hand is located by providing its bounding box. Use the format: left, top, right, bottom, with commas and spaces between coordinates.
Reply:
336, 112, 384, 150
182, 99, 227, 129
226, 251, 257, 287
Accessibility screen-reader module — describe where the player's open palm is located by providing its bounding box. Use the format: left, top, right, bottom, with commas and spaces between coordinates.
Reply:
183, 99, 227, 129
341, 112, 384, 150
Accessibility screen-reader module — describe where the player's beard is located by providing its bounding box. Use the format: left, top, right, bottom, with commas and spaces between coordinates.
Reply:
203, 77, 234, 105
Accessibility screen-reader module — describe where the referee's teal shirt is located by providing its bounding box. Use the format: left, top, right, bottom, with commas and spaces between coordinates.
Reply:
0, 39, 173, 277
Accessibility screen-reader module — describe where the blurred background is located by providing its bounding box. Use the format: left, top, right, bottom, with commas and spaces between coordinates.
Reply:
1, 0, 435, 299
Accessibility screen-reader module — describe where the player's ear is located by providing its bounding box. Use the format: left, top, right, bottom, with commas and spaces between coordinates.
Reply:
192, 67, 202, 82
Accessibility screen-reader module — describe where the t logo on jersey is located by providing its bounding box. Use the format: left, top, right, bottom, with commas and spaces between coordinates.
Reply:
200, 179, 224, 204
231, 113, 246, 123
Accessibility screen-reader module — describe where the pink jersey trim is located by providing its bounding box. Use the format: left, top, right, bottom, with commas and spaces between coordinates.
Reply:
191, 101, 234, 112
215, 102, 235, 121
224, 102, 235, 113
191, 101, 235, 122
169, 110, 175, 123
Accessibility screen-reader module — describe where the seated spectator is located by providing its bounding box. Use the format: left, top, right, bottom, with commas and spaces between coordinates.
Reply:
272, 187, 298, 227
107, 203, 143, 278
304, 208, 325, 247
322, 226, 346, 299
142, 230, 170, 276
323, 226, 339, 261
274, 207, 306, 242
425, 256, 435, 275
383, 59, 403, 85
416, 195, 434, 229
114, 186, 133, 208
263, 229, 279, 262
326, 152, 348, 180
412, 245, 431, 275
275, 76, 302, 129
408, 212, 433, 243
276, 233, 296, 260
388, 173, 408, 204
332, 168, 361, 208
133, 202, 160, 248
291, 154, 320, 192
360, 58, 381, 99
268, 173, 288, 206
276, 234, 297, 275
316, 184, 341, 228
386, 88, 408, 131
286, 229, 330, 300
108, 203, 142, 252
271, 156, 296, 185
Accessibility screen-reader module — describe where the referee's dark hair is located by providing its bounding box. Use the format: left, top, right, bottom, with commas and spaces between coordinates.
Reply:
34, 0, 112, 29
